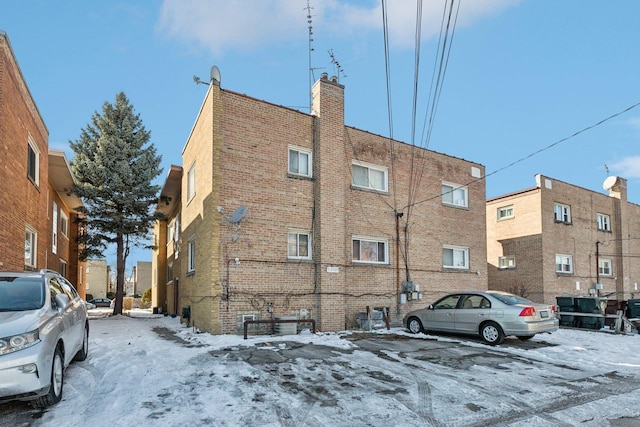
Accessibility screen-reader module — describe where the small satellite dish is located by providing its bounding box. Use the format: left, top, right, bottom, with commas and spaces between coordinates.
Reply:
211, 65, 221, 86
231, 206, 247, 223
603, 176, 618, 190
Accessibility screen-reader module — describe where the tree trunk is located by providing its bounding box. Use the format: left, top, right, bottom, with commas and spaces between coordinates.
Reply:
113, 234, 125, 315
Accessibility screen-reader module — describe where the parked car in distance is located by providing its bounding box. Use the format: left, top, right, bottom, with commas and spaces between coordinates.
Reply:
0, 270, 89, 407
85, 301, 97, 310
88, 298, 112, 308
403, 290, 559, 345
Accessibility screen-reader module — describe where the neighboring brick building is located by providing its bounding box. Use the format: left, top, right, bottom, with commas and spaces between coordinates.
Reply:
487, 174, 640, 305
85, 259, 110, 299
0, 31, 85, 293
153, 70, 487, 334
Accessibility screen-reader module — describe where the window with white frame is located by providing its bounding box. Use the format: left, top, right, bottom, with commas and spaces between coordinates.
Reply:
497, 205, 514, 220
25, 226, 37, 267
498, 255, 516, 269
52, 201, 58, 254
288, 231, 311, 259
352, 237, 388, 264
442, 182, 468, 208
597, 213, 611, 232
187, 237, 196, 272
288, 146, 312, 177
60, 211, 69, 237
27, 135, 40, 186
554, 203, 571, 223
443, 245, 469, 269
352, 161, 388, 192
599, 259, 612, 276
187, 162, 196, 202
555, 254, 573, 273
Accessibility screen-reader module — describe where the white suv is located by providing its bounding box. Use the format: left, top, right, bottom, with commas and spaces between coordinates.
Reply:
0, 270, 89, 407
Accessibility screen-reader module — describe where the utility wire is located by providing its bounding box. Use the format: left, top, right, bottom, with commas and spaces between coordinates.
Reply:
404, 100, 640, 210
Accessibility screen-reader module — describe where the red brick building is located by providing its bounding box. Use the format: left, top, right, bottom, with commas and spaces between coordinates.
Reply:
153, 70, 487, 334
0, 31, 85, 293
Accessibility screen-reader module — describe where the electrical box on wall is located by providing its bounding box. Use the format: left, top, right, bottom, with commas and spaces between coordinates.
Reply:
400, 293, 407, 304
401, 281, 415, 293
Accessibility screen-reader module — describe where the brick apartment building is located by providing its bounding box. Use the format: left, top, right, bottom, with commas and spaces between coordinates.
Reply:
152, 69, 487, 334
0, 31, 86, 293
487, 174, 640, 305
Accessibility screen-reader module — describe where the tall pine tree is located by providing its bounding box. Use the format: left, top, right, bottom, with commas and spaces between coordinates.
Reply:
70, 92, 162, 315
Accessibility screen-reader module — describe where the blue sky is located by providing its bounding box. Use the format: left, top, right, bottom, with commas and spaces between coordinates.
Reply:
3, 0, 640, 270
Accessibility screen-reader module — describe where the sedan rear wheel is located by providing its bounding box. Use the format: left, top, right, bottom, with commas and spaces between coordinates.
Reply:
480, 321, 504, 345
407, 317, 424, 334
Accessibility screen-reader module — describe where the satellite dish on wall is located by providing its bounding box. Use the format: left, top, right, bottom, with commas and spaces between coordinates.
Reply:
603, 176, 618, 190
231, 206, 247, 223
211, 66, 221, 86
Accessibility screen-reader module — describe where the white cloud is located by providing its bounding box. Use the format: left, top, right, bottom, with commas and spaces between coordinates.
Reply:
157, 0, 520, 55
609, 156, 640, 179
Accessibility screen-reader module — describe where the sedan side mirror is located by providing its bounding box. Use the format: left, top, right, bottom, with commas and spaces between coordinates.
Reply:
428, 304, 434, 310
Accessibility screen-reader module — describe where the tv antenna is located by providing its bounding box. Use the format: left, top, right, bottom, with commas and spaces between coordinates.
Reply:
328, 49, 347, 82
306, 0, 316, 110
193, 75, 209, 86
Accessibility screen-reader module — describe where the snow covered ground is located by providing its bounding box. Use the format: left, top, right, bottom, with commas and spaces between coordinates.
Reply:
2, 308, 640, 426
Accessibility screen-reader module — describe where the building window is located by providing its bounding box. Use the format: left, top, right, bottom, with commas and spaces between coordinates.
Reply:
352, 237, 388, 264
442, 182, 468, 208
554, 203, 571, 223
27, 135, 40, 186
599, 259, 612, 276
555, 254, 573, 274
498, 255, 516, 269
52, 201, 58, 254
352, 161, 388, 192
25, 226, 37, 267
167, 262, 174, 283
288, 231, 311, 259
187, 162, 196, 202
443, 245, 469, 269
60, 211, 69, 237
59, 260, 67, 278
497, 205, 514, 220
288, 146, 312, 177
597, 213, 611, 232
187, 237, 196, 272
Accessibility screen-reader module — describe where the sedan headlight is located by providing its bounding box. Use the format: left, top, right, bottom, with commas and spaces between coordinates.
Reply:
0, 330, 40, 355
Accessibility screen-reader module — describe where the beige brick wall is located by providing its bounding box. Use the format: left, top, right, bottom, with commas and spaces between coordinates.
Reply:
158, 74, 487, 334
487, 174, 640, 305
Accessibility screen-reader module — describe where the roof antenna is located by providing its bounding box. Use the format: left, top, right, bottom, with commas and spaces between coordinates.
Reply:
328, 49, 347, 82
306, 0, 317, 111
193, 75, 209, 86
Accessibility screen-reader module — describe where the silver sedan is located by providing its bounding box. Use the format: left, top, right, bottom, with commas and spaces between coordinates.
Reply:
403, 290, 559, 345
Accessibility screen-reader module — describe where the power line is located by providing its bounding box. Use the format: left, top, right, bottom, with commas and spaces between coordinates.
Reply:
404, 100, 640, 210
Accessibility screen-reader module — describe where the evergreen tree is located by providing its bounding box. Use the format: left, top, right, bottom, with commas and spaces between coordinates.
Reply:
70, 92, 162, 315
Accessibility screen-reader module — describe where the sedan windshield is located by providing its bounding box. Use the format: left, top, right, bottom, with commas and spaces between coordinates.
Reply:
0, 277, 45, 311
